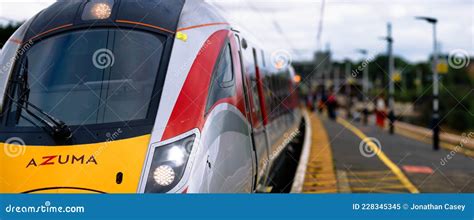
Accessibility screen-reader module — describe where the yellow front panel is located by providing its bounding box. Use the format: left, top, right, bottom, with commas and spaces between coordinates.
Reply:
0, 135, 150, 193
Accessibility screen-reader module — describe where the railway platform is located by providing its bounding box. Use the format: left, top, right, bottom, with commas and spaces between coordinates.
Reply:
292, 111, 474, 193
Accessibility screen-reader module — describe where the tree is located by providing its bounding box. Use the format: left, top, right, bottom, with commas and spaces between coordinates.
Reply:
0, 22, 22, 48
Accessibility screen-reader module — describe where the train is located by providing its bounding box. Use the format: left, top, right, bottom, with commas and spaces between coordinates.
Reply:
0, 0, 302, 193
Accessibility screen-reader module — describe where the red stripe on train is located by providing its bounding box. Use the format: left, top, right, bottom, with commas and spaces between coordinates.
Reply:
161, 30, 246, 140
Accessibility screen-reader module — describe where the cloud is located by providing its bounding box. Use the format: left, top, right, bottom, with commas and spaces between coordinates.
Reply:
212, 0, 473, 62
0, 1, 53, 22
1, 0, 472, 62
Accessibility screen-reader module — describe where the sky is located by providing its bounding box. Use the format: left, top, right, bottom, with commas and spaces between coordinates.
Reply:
0, 0, 473, 62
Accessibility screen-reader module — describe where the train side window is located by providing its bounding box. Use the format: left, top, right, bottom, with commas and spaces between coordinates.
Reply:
206, 43, 235, 112
251, 48, 266, 125
220, 44, 234, 86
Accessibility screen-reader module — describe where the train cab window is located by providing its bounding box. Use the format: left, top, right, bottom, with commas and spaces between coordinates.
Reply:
3, 29, 164, 127
206, 43, 235, 112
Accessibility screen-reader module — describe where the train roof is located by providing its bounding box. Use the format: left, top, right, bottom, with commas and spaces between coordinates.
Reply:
23, 0, 186, 40
20, 0, 269, 49
19, 0, 285, 73
23, 1, 266, 44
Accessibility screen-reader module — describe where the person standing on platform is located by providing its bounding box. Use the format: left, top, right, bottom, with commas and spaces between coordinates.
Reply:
326, 88, 338, 120
317, 88, 327, 113
375, 94, 387, 128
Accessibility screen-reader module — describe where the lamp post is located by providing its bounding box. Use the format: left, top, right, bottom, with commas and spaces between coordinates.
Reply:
381, 23, 395, 134
345, 60, 352, 118
356, 49, 369, 96
416, 16, 439, 151
356, 49, 369, 125
334, 66, 340, 92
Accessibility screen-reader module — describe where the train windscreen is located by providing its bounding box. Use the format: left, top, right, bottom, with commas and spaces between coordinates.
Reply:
5, 29, 164, 127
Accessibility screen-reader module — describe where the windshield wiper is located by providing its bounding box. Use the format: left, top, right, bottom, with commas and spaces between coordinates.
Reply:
10, 97, 73, 141
9, 57, 72, 141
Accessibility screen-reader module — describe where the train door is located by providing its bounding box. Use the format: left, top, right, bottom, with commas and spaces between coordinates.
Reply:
251, 48, 273, 191
202, 32, 255, 192
235, 36, 271, 191
231, 34, 253, 131
229, 32, 257, 190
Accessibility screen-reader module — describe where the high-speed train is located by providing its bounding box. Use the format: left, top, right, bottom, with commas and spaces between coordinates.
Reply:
0, 0, 302, 193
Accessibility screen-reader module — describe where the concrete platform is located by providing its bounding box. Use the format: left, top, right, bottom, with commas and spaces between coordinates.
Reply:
294, 111, 474, 193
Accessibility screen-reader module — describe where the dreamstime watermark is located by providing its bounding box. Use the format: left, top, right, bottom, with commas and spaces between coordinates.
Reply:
1, 40, 34, 75
105, 128, 123, 143
262, 129, 301, 168
271, 49, 292, 70
359, 137, 381, 158
3, 137, 26, 158
168, 39, 213, 84
440, 132, 473, 166
92, 48, 115, 69
448, 49, 470, 69
5, 201, 85, 214
351, 54, 375, 78
91, 128, 123, 158
81, 128, 123, 160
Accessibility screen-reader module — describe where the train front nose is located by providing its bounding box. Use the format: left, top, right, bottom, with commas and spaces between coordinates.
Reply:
0, 16, 173, 194
0, 135, 150, 193
0, 0, 189, 194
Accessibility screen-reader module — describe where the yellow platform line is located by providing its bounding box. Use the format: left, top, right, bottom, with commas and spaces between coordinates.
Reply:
302, 113, 338, 193
306, 189, 339, 193
345, 173, 394, 177
345, 170, 394, 175
336, 117, 420, 194
303, 179, 338, 185
341, 177, 400, 183
350, 188, 408, 193
396, 128, 474, 158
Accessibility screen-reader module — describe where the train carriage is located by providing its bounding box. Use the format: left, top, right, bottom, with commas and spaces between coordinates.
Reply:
0, 0, 301, 193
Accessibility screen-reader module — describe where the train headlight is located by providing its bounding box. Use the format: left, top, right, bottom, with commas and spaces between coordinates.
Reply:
153, 165, 175, 186
92, 3, 112, 19
144, 134, 196, 193
82, 0, 114, 21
